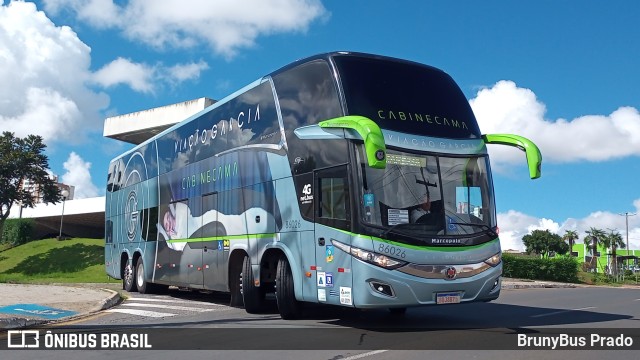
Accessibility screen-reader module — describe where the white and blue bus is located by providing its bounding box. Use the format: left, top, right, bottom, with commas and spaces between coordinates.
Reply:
105, 52, 541, 319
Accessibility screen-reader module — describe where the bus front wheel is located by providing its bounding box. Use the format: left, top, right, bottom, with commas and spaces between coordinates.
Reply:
276, 255, 301, 320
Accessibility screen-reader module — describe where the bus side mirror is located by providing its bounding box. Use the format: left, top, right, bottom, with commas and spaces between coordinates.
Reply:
482, 134, 542, 179
319, 116, 387, 169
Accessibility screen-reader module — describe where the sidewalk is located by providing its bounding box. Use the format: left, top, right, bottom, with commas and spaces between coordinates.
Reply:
0, 283, 121, 329
0, 278, 613, 330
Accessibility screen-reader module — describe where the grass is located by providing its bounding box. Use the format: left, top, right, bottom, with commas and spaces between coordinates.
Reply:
576, 270, 640, 286
0, 238, 120, 284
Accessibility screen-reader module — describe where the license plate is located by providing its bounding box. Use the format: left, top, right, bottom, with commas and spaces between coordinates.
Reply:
436, 292, 461, 304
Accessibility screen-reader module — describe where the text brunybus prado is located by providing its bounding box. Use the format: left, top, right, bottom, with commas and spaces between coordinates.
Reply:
517, 333, 633, 349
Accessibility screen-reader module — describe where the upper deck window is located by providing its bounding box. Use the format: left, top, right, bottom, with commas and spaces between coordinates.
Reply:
334, 55, 481, 139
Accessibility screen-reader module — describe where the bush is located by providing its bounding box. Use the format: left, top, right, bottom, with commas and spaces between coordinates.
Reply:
1, 218, 35, 247
503, 253, 579, 283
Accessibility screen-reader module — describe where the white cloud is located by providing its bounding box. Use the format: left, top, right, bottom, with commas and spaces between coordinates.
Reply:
42, 0, 328, 58
92, 58, 210, 93
92, 57, 155, 93
164, 60, 209, 84
498, 199, 640, 252
497, 210, 560, 252
61, 152, 99, 199
0, 0, 108, 143
469, 81, 640, 166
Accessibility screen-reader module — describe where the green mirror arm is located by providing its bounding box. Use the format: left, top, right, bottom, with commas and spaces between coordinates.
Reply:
319, 116, 387, 169
482, 134, 542, 179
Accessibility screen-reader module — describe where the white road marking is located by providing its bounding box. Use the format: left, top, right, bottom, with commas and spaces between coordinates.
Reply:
105, 308, 176, 318
530, 306, 596, 318
127, 297, 225, 306
341, 350, 389, 360
122, 302, 221, 312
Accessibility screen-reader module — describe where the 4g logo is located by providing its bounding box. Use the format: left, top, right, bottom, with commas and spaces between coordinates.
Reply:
299, 183, 313, 204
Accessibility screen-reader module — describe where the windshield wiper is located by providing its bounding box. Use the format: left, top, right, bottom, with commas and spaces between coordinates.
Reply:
380, 223, 413, 239
448, 222, 498, 238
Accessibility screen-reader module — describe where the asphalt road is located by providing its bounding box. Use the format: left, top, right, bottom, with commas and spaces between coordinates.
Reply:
3, 286, 640, 359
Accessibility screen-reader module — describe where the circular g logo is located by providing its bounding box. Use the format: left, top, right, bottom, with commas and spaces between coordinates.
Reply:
125, 191, 139, 242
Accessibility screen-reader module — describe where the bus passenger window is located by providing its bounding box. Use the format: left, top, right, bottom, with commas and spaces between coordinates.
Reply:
319, 178, 347, 220
315, 165, 350, 231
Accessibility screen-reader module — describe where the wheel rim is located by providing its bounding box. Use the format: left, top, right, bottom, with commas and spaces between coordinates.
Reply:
124, 262, 133, 287
136, 262, 144, 288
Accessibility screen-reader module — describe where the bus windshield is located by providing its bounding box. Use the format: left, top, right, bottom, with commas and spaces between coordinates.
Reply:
357, 145, 496, 240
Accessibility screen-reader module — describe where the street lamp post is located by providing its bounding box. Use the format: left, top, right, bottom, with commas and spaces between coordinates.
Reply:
619, 212, 636, 271
58, 189, 69, 240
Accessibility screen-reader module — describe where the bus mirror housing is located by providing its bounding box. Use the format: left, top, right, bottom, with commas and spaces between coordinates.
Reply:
482, 134, 542, 179
319, 116, 387, 169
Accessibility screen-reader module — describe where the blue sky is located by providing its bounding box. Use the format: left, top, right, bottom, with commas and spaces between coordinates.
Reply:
2, 0, 639, 251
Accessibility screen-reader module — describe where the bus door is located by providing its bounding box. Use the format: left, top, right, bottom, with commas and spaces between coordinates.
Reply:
314, 165, 354, 307
166, 199, 200, 287
105, 161, 122, 278
201, 192, 225, 291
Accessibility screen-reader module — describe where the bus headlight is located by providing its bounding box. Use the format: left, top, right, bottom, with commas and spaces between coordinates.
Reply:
484, 253, 501, 267
332, 239, 406, 270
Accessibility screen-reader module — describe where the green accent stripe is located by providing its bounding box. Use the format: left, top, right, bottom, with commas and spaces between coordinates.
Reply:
167, 227, 498, 252
371, 236, 499, 252
322, 226, 499, 252
167, 233, 276, 244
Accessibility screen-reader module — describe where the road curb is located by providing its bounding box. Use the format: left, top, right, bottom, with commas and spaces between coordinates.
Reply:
501, 283, 578, 289
0, 287, 122, 330
0, 317, 49, 330
94, 288, 122, 312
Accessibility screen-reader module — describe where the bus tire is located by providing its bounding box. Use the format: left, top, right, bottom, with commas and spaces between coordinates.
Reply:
276, 255, 301, 320
135, 257, 149, 294
229, 257, 243, 308
242, 255, 263, 313
123, 257, 137, 292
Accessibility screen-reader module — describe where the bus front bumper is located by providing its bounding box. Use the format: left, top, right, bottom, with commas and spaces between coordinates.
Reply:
351, 259, 502, 308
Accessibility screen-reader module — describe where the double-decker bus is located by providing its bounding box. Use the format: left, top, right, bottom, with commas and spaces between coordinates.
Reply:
105, 52, 541, 319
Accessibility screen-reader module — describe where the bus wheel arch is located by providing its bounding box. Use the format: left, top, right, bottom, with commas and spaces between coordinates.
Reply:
259, 248, 283, 295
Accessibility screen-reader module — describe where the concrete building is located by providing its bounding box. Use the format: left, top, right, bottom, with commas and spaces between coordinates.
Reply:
104, 97, 215, 145
8, 98, 214, 239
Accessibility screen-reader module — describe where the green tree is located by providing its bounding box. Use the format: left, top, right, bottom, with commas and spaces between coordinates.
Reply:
562, 230, 579, 256
602, 229, 625, 275
0, 132, 61, 243
522, 229, 569, 258
584, 227, 606, 273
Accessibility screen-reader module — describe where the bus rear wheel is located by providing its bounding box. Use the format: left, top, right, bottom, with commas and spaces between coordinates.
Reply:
241, 255, 264, 313
123, 257, 137, 292
276, 255, 301, 320
135, 258, 168, 294
135, 258, 149, 294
